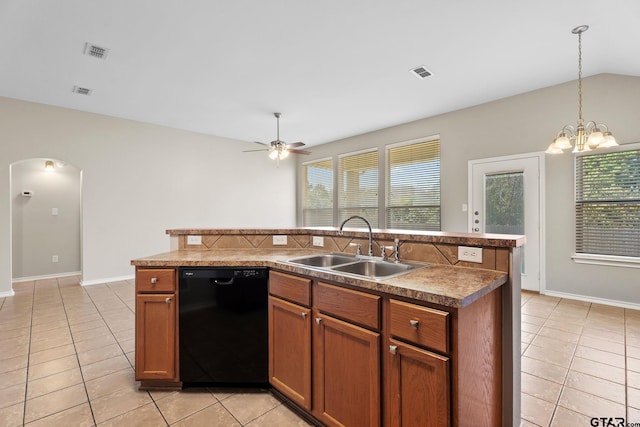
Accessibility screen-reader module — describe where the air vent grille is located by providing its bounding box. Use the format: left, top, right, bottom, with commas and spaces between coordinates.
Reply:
410, 65, 433, 79
73, 86, 92, 96
84, 42, 109, 60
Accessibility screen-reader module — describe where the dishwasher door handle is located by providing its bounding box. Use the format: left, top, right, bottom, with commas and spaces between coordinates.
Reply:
212, 278, 235, 285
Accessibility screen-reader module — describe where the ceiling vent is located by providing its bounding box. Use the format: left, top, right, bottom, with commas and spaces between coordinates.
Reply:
410, 65, 433, 79
72, 86, 92, 96
84, 42, 109, 60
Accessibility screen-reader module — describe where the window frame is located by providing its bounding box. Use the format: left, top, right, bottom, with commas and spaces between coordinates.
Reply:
572, 142, 640, 269
298, 136, 442, 231
301, 157, 335, 227
385, 137, 441, 231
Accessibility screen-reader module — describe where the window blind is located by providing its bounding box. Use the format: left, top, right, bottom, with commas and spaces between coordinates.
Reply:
338, 150, 379, 227
302, 158, 334, 226
575, 148, 640, 257
386, 139, 441, 230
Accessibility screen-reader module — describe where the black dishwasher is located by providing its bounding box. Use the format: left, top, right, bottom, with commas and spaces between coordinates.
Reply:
178, 267, 268, 387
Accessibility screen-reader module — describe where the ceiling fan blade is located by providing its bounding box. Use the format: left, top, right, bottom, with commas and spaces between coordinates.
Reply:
289, 149, 311, 155
242, 148, 270, 152
287, 142, 306, 148
252, 141, 270, 146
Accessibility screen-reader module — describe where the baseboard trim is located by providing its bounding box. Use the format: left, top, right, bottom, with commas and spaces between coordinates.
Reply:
12, 271, 82, 283
543, 290, 640, 310
80, 275, 134, 287
0, 289, 15, 297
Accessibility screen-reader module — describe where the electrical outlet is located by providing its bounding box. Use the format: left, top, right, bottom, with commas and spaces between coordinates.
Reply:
52, 255, 59, 263
187, 235, 202, 245
273, 235, 288, 245
458, 246, 483, 263
312, 236, 324, 247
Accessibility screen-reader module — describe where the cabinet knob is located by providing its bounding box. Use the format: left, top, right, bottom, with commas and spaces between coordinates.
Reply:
315, 317, 322, 325
151, 278, 158, 284
301, 312, 307, 318
409, 319, 419, 328
389, 345, 398, 355
165, 297, 171, 304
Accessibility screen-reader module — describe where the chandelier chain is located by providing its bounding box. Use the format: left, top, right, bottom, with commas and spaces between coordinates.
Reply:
577, 31, 583, 126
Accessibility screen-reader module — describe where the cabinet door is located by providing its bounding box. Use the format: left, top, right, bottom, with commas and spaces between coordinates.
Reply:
135, 293, 177, 381
314, 313, 380, 427
387, 338, 450, 427
269, 296, 312, 410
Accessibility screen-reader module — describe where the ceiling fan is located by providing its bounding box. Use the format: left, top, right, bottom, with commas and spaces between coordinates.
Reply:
244, 112, 310, 162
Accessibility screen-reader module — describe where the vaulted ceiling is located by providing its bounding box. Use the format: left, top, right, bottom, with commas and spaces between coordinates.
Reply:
1, 0, 638, 147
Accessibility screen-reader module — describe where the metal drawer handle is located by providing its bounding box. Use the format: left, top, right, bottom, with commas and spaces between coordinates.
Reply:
301, 312, 307, 318
165, 297, 171, 304
151, 278, 158, 284
389, 345, 398, 355
409, 319, 419, 328
315, 317, 322, 325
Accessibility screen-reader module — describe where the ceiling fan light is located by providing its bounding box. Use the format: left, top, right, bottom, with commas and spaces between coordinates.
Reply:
269, 150, 279, 160
280, 149, 289, 159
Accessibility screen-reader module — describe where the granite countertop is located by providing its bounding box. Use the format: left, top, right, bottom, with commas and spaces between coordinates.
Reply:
166, 227, 525, 248
131, 249, 508, 308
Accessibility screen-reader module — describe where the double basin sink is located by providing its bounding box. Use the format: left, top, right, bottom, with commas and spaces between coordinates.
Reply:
285, 253, 427, 279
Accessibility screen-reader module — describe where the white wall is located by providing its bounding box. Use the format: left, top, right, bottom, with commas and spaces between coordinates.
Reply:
11, 159, 81, 279
300, 74, 640, 306
0, 97, 296, 295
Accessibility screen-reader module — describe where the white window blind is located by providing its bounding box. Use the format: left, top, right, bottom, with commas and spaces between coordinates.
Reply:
338, 150, 379, 227
575, 148, 640, 257
386, 139, 441, 230
302, 158, 334, 226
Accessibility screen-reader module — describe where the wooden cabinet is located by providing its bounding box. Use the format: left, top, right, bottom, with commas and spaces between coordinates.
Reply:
313, 312, 380, 427
134, 268, 180, 389
387, 300, 450, 427
313, 281, 381, 427
268, 271, 312, 409
269, 270, 502, 427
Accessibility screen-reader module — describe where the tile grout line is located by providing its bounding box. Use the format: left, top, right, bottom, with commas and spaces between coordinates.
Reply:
83, 282, 171, 426
21, 281, 36, 427
55, 277, 99, 427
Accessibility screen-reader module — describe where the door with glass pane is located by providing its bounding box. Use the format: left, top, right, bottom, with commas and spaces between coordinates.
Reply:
469, 155, 542, 292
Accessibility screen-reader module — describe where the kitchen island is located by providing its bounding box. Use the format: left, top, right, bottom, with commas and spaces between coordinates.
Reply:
132, 227, 524, 427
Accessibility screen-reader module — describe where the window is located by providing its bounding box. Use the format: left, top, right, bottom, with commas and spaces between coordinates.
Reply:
301, 158, 334, 226
386, 139, 441, 230
575, 148, 640, 258
338, 150, 379, 227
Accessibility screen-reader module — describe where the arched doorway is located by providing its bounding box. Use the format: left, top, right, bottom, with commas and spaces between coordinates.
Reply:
10, 158, 82, 281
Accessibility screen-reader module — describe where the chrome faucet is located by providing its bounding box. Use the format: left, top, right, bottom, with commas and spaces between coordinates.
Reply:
338, 215, 374, 257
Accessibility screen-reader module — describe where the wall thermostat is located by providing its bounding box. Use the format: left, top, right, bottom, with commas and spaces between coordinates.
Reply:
22, 190, 33, 197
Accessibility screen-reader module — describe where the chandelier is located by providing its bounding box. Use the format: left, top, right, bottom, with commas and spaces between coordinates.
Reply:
546, 25, 617, 154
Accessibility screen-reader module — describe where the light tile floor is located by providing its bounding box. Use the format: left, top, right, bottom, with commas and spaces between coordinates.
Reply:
0, 277, 638, 426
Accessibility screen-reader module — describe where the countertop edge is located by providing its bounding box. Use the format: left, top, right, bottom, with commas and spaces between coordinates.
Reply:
131, 250, 509, 309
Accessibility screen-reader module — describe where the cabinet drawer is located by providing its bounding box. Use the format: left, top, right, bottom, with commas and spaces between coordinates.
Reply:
136, 268, 176, 293
389, 300, 449, 354
315, 282, 380, 330
269, 271, 311, 307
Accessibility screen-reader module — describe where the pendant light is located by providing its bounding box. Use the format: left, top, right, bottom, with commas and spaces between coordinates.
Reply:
546, 25, 617, 154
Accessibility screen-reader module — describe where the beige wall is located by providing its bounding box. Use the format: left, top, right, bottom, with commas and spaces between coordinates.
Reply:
299, 74, 640, 306
0, 97, 296, 294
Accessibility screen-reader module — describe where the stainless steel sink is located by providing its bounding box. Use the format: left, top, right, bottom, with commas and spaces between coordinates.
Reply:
331, 260, 424, 278
285, 254, 427, 279
287, 253, 359, 268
